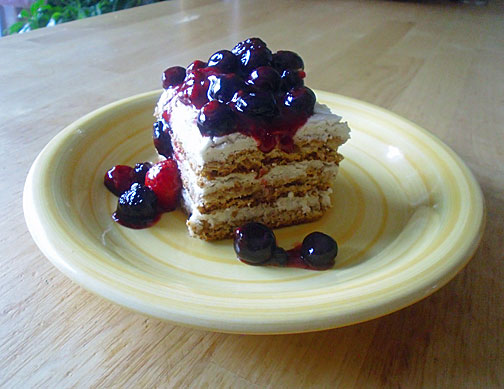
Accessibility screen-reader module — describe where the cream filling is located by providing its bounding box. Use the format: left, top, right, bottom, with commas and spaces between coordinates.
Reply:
182, 188, 333, 228
155, 89, 351, 169
177, 157, 339, 205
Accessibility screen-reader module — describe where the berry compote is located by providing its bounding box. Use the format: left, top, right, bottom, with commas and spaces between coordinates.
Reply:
160, 38, 315, 153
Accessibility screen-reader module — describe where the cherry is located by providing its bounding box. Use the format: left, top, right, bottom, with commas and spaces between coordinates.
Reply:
113, 183, 158, 228
186, 60, 207, 74
280, 69, 305, 91
207, 74, 245, 103
133, 162, 153, 183
300, 232, 338, 270
234, 222, 276, 265
197, 100, 236, 137
162, 66, 186, 89
231, 37, 268, 56
145, 160, 182, 211
239, 46, 273, 72
234, 90, 278, 117
104, 165, 135, 196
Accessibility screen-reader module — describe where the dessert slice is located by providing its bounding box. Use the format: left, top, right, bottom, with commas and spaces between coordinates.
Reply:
154, 38, 350, 240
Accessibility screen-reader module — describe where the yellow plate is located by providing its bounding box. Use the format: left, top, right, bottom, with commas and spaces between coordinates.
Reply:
23, 90, 485, 334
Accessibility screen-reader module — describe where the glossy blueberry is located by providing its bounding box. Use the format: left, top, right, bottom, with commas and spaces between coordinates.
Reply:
272, 50, 304, 72
231, 37, 268, 56
284, 87, 316, 115
239, 47, 273, 72
247, 66, 281, 91
133, 162, 153, 183
207, 74, 246, 103
207, 50, 238, 73
300, 232, 338, 270
197, 100, 236, 137
280, 69, 304, 91
114, 183, 158, 226
153, 121, 173, 158
162, 66, 186, 89
234, 90, 278, 117
234, 222, 276, 265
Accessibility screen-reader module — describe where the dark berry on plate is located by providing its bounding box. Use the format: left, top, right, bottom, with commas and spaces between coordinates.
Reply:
145, 159, 182, 211
234, 222, 276, 265
234, 90, 278, 117
162, 66, 186, 89
153, 120, 173, 158
113, 183, 158, 227
300, 232, 338, 270
197, 100, 236, 137
284, 87, 316, 115
133, 162, 153, 183
231, 37, 268, 56
208, 49, 238, 73
186, 60, 207, 74
104, 165, 135, 196
271, 246, 288, 266
207, 74, 245, 103
239, 46, 273, 72
272, 50, 304, 72
247, 66, 281, 91
280, 69, 305, 91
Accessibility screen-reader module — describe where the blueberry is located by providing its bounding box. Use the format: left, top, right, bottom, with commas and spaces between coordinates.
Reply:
133, 162, 153, 183
114, 183, 158, 226
208, 50, 238, 73
280, 69, 304, 91
207, 74, 246, 103
197, 100, 236, 137
284, 87, 316, 115
272, 50, 304, 72
271, 246, 288, 266
153, 121, 173, 158
234, 90, 278, 117
300, 232, 338, 270
234, 222, 276, 265
162, 66, 186, 89
247, 66, 281, 91
231, 37, 268, 56
239, 47, 273, 72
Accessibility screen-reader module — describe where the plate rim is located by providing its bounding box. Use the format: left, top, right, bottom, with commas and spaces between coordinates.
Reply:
23, 90, 486, 334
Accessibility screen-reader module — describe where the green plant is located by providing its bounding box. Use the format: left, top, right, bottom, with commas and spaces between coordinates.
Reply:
8, 0, 162, 35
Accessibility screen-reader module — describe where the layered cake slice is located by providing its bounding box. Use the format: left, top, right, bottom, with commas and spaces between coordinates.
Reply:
153, 38, 350, 240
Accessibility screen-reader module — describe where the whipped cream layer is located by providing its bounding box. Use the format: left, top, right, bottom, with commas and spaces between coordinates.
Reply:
155, 90, 351, 170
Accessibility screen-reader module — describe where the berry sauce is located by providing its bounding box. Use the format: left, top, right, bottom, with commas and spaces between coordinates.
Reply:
160, 38, 315, 153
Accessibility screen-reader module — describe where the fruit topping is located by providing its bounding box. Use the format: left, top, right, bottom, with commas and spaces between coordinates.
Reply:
104, 165, 135, 196
233, 223, 338, 270
300, 232, 338, 270
162, 66, 186, 89
207, 74, 245, 103
234, 90, 278, 117
280, 68, 305, 91
186, 60, 207, 74
153, 120, 173, 158
133, 162, 153, 183
231, 37, 268, 56
247, 66, 281, 91
272, 50, 304, 72
284, 87, 316, 115
113, 183, 158, 228
208, 50, 238, 73
233, 222, 277, 265
144, 159, 182, 211
197, 100, 236, 137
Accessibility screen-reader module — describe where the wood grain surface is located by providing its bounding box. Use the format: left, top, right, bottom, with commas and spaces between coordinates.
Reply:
1, 0, 503, 387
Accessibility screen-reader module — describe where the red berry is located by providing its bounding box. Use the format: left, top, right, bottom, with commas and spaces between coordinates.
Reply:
144, 160, 182, 211
104, 165, 135, 196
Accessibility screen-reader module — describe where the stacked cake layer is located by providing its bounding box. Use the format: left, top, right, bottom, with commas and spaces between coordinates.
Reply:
155, 94, 350, 240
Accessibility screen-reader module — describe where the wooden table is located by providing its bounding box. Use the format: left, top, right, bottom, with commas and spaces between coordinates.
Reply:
1, 0, 503, 386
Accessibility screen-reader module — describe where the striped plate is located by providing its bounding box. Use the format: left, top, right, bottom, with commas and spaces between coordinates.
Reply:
23, 90, 485, 334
